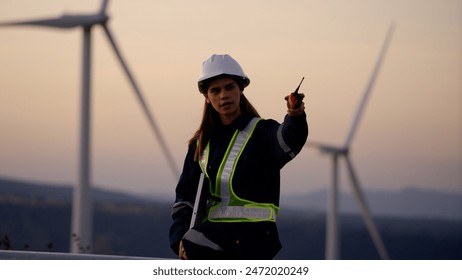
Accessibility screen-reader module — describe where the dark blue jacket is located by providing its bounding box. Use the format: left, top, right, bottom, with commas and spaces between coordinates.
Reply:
169, 112, 308, 259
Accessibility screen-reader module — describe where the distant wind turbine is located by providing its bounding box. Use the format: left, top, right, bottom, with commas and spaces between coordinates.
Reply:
307, 23, 395, 260
0, 0, 180, 253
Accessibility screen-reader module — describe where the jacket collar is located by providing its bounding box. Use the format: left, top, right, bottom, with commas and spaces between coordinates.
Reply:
221, 112, 254, 131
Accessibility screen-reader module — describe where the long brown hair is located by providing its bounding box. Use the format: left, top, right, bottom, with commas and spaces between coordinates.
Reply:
189, 94, 260, 161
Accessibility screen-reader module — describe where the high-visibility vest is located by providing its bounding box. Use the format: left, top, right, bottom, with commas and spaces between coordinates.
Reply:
199, 117, 279, 223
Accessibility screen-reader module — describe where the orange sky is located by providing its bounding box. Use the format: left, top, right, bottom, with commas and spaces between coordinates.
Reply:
0, 0, 461, 199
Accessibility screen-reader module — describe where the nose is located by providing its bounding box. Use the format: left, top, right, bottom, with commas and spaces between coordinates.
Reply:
220, 88, 230, 99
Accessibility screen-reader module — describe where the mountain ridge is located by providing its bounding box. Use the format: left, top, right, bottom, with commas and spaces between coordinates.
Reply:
281, 186, 462, 221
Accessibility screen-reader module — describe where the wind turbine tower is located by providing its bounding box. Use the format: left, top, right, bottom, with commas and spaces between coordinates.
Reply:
307, 23, 395, 260
0, 0, 180, 253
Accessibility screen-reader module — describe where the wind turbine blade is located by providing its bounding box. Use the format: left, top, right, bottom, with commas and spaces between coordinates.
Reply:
344, 156, 390, 259
102, 24, 180, 179
343, 22, 395, 148
99, 0, 110, 14
305, 140, 328, 149
306, 140, 348, 156
0, 14, 108, 29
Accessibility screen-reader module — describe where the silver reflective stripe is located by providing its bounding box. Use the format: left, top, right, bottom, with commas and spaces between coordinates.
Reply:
209, 206, 277, 221
183, 228, 223, 251
199, 142, 208, 173
277, 124, 295, 159
172, 201, 193, 216
219, 117, 260, 206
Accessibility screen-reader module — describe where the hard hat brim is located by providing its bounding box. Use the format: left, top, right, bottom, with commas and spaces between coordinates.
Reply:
198, 74, 250, 94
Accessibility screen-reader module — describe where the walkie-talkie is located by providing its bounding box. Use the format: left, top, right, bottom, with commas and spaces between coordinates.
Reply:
289, 77, 305, 109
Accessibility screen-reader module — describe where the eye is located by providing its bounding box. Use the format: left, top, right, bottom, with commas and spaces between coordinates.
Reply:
208, 87, 220, 95
225, 83, 236, 91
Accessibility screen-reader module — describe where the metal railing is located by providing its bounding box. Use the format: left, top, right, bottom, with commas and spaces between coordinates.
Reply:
0, 250, 163, 260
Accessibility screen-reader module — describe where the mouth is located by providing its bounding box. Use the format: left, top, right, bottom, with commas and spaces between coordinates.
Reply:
221, 102, 233, 108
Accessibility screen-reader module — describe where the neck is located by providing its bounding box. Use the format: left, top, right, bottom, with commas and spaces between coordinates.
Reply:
220, 106, 242, 125
220, 114, 240, 125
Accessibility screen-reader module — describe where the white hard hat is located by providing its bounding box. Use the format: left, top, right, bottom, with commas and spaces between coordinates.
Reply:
198, 54, 250, 93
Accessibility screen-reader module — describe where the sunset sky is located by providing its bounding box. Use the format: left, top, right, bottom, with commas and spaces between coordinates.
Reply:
1, 0, 461, 201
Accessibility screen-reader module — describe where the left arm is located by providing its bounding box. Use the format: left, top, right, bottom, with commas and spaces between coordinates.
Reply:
274, 94, 309, 166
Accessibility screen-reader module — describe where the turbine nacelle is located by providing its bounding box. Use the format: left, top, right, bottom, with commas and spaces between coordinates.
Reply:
0, 0, 110, 29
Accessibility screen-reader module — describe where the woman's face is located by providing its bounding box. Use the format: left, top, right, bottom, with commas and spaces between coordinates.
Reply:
205, 77, 242, 124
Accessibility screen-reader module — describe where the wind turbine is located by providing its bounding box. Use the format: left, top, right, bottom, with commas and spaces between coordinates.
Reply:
307, 23, 395, 260
1, 0, 180, 253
